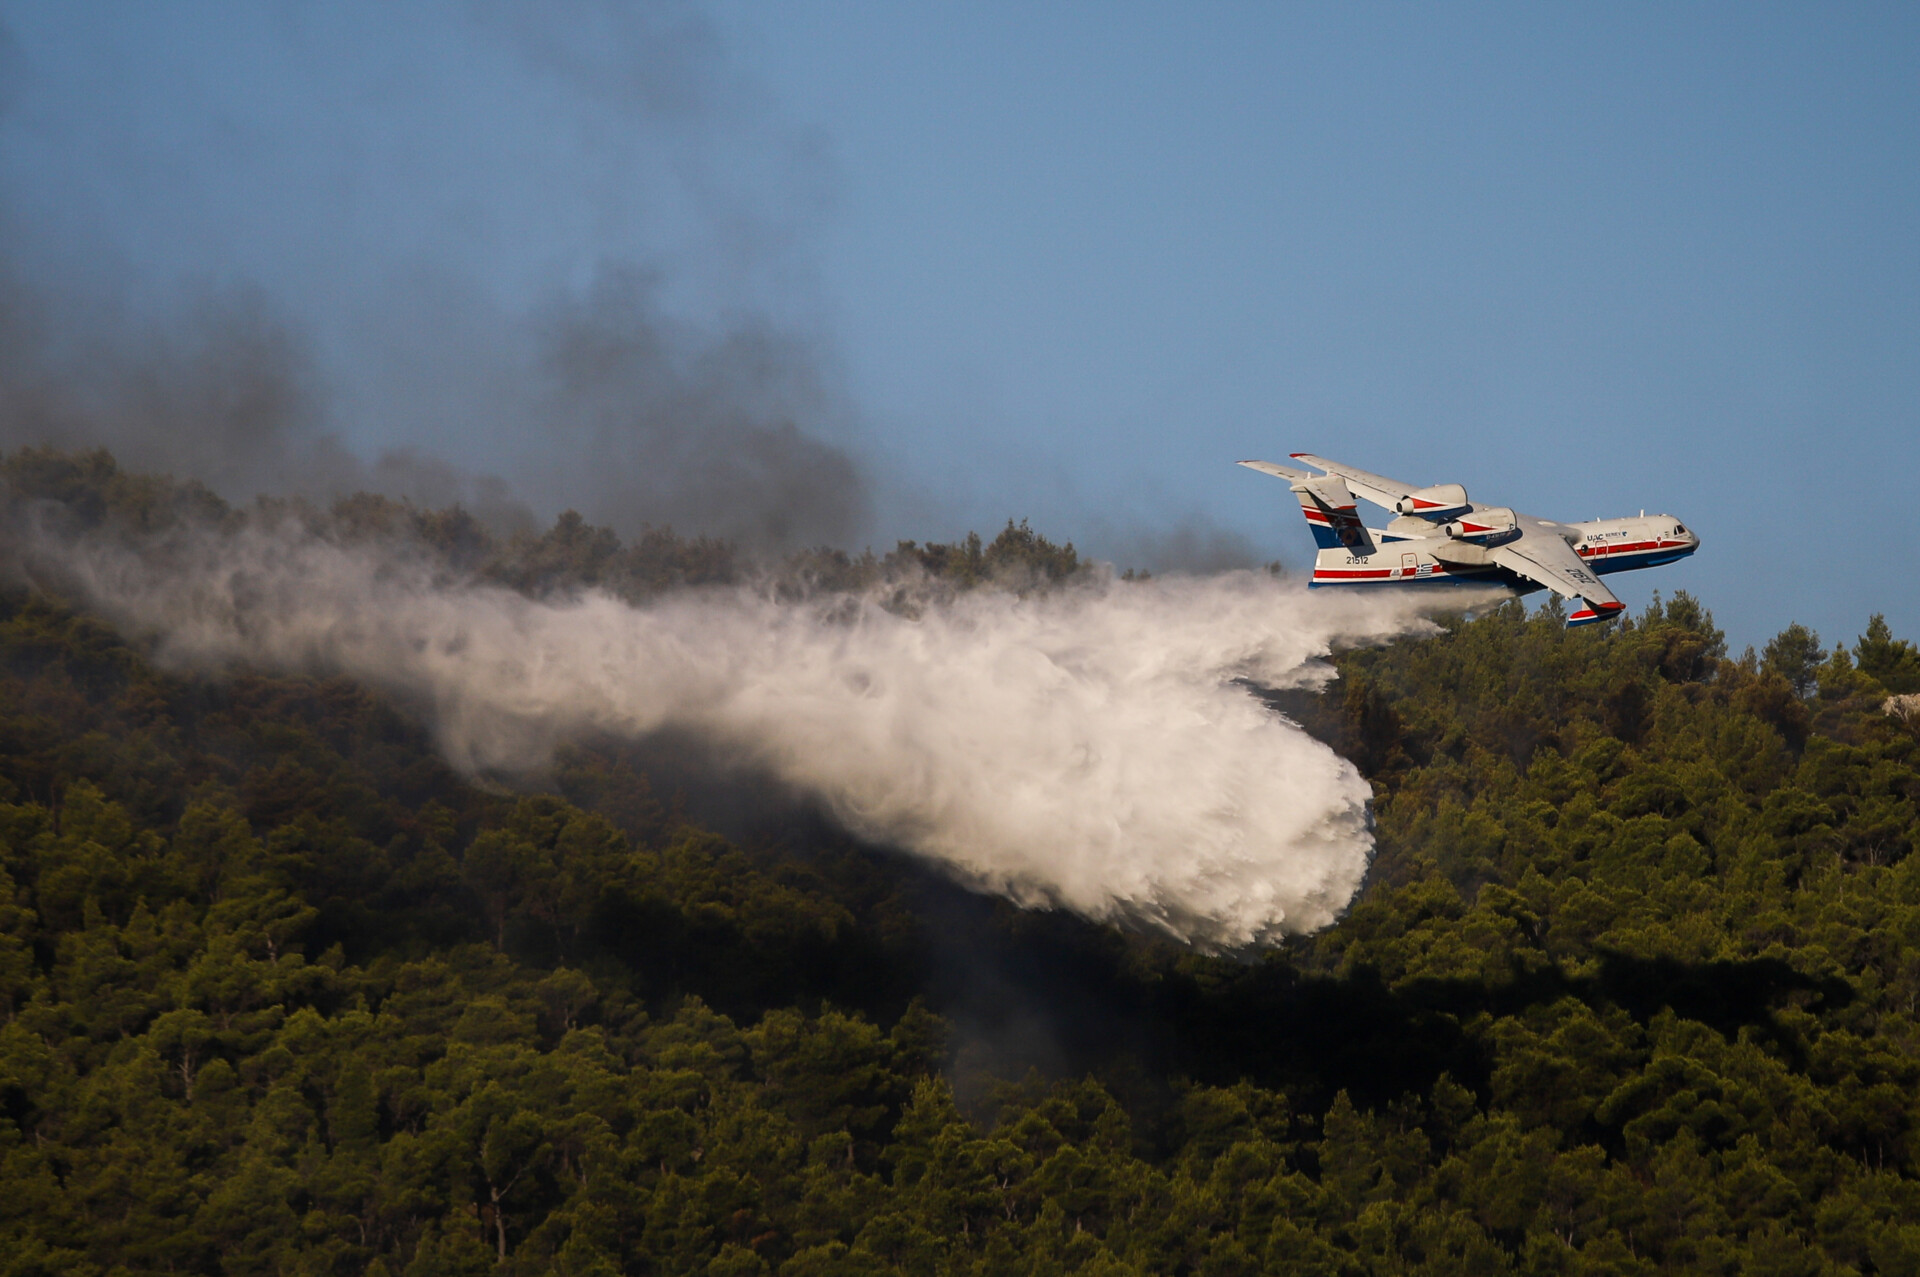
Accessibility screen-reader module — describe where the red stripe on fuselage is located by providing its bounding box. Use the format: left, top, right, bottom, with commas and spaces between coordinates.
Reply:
1578, 538, 1684, 557
1312, 564, 1456, 581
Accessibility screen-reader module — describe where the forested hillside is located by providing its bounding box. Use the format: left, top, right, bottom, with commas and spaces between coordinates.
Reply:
5, 449, 1920, 1275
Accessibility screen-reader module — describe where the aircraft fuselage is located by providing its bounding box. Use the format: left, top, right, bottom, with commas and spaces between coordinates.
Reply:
1307, 513, 1699, 591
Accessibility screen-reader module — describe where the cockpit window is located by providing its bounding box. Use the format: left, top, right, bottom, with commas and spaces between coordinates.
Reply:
1674, 524, 1687, 535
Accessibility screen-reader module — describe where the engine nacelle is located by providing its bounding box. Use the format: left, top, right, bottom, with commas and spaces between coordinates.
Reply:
1393, 483, 1471, 519
1442, 507, 1519, 543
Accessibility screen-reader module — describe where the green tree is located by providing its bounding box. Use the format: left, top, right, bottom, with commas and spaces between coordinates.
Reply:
1857, 613, 1920, 694
1763, 622, 1825, 697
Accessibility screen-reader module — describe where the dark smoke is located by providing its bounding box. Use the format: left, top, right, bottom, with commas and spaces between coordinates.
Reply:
0, 2, 869, 551
521, 266, 870, 547
0, 263, 870, 547
3, 277, 323, 494
1090, 514, 1272, 577
0, 272, 533, 531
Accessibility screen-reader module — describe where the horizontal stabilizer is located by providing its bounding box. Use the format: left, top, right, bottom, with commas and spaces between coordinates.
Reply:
1288, 454, 1421, 511
1293, 475, 1356, 511
1237, 459, 1315, 483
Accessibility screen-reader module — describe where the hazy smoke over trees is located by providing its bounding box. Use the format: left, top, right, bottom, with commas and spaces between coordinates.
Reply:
0, 2, 870, 548
0, 263, 870, 547
520, 266, 869, 546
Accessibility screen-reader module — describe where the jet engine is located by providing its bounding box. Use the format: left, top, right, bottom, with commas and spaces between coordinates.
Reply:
1393, 484, 1471, 518
1442, 507, 1519, 544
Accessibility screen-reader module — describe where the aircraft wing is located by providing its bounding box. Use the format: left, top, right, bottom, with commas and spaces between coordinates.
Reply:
1288, 454, 1421, 509
1489, 524, 1625, 622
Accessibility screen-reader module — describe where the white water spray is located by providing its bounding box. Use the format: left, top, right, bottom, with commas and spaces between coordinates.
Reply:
37, 521, 1468, 947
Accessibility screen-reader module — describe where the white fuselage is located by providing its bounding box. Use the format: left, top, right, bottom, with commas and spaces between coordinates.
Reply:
1309, 512, 1699, 589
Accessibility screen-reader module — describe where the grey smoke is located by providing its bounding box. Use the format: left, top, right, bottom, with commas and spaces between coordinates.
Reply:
0, 2, 868, 550
469, 0, 724, 118
1091, 514, 1272, 576
0, 273, 532, 531
0, 253, 870, 550
518, 266, 869, 546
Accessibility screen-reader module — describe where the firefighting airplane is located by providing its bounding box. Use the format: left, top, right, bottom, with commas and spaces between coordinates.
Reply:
1239, 454, 1700, 627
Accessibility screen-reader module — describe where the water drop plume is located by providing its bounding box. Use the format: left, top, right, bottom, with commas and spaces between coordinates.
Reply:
24, 516, 1464, 947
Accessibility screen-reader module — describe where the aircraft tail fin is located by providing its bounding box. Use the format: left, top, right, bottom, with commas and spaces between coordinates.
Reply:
1291, 475, 1377, 555
1238, 459, 1378, 556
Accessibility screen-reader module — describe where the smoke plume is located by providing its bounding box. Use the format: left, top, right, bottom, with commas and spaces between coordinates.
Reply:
21, 512, 1460, 947
0, 3, 869, 549
0, 261, 869, 548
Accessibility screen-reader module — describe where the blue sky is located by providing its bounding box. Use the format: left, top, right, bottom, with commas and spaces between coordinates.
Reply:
1, 2, 1915, 651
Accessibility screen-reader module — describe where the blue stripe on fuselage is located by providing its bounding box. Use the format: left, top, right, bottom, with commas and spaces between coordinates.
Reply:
1590, 547, 1696, 574
1306, 573, 1513, 590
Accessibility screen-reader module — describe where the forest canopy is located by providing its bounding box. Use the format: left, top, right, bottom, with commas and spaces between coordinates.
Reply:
3, 448, 1920, 1275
